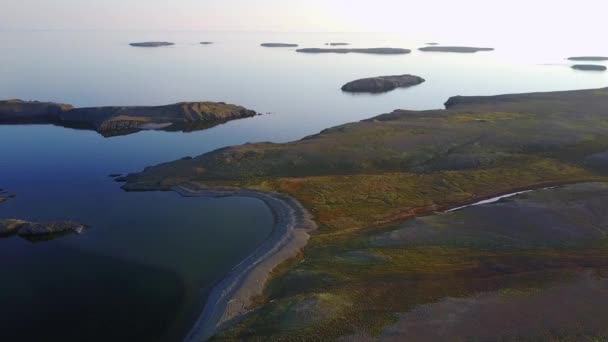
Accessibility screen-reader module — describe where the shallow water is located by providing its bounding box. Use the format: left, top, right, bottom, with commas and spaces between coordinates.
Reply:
1, 30, 607, 340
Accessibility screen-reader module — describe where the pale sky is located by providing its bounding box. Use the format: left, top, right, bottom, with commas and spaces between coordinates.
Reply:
2, 0, 607, 43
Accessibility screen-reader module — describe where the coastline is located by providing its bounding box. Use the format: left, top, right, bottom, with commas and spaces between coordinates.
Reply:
173, 183, 317, 341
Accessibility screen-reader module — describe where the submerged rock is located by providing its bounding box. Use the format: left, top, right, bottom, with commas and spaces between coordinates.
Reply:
341, 74, 425, 93
419, 46, 494, 53
296, 48, 411, 55
129, 42, 174, 47
261, 43, 299, 47
571, 64, 607, 71
568, 56, 608, 61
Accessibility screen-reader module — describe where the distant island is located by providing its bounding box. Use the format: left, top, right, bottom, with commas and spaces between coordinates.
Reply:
129, 42, 175, 47
341, 74, 425, 93
200, 42, 214, 45
296, 48, 411, 55
0, 219, 88, 241
572, 64, 607, 71
261, 43, 299, 47
0, 100, 259, 137
326, 42, 350, 46
123, 87, 608, 340
419, 46, 494, 53
426, 42, 439, 45
568, 56, 608, 61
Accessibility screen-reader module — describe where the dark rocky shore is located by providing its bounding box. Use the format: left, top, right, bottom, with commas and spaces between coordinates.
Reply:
129, 42, 175, 47
341, 74, 425, 93
419, 46, 494, 53
572, 64, 607, 71
0, 100, 259, 137
296, 47, 411, 54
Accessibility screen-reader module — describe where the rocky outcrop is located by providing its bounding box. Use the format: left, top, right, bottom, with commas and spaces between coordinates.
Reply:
568, 56, 608, 61
0, 100, 73, 123
571, 64, 607, 71
130, 42, 174, 47
261, 43, 299, 47
419, 46, 494, 53
0, 100, 259, 137
341, 74, 425, 93
0, 219, 88, 240
296, 48, 411, 54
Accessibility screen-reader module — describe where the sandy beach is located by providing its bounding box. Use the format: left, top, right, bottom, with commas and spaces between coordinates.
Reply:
174, 183, 317, 341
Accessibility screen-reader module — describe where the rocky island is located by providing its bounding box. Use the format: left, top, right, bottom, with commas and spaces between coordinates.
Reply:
123, 87, 608, 340
341, 74, 425, 93
568, 56, 608, 61
0, 100, 259, 137
261, 43, 299, 47
571, 64, 607, 71
129, 42, 175, 47
296, 47, 411, 54
419, 46, 494, 53
0, 219, 88, 241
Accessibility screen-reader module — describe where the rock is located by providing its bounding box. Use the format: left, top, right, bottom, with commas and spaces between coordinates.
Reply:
326, 42, 350, 46
0, 100, 259, 137
296, 48, 411, 55
200, 42, 213, 45
0, 100, 74, 123
0, 219, 87, 240
571, 64, 607, 71
261, 43, 299, 47
419, 46, 494, 53
568, 56, 608, 61
17, 221, 88, 238
341, 74, 425, 93
129, 42, 174, 47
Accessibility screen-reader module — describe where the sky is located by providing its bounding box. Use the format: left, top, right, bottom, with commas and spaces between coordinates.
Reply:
2, 0, 608, 43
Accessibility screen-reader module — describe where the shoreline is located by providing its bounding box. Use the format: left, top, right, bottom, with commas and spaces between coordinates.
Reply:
174, 183, 317, 341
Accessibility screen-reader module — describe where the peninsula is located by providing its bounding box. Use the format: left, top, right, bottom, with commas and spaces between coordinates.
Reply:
123, 87, 608, 340
0, 100, 259, 137
296, 47, 411, 54
341, 74, 425, 93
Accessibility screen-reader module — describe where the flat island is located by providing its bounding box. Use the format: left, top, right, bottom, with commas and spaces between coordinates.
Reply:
572, 64, 607, 71
261, 43, 299, 47
123, 87, 608, 340
568, 56, 608, 61
0, 100, 259, 137
129, 42, 175, 47
341, 74, 425, 93
419, 46, 494, 53
296, 47, 411, 54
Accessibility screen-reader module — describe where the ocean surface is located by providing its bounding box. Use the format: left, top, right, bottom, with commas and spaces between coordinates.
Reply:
1, 30, 607, 341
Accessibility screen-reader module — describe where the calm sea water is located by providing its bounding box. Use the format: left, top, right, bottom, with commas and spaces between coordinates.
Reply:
1, 30, 607, 341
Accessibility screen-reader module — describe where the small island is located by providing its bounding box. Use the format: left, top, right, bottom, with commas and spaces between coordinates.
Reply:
200, 42, 214, 45
129, 42, 175, 47
571, 64, 607, 71
568, 56, 608, 61
341, 74, 425, 93
426, 42, 439, 45
296, 48, 411, 55
0, 100, 259, 137
326, 42, 350, 46
419, 46, 494, 53
0, 219, 88, 241
261, 43, 299, 47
